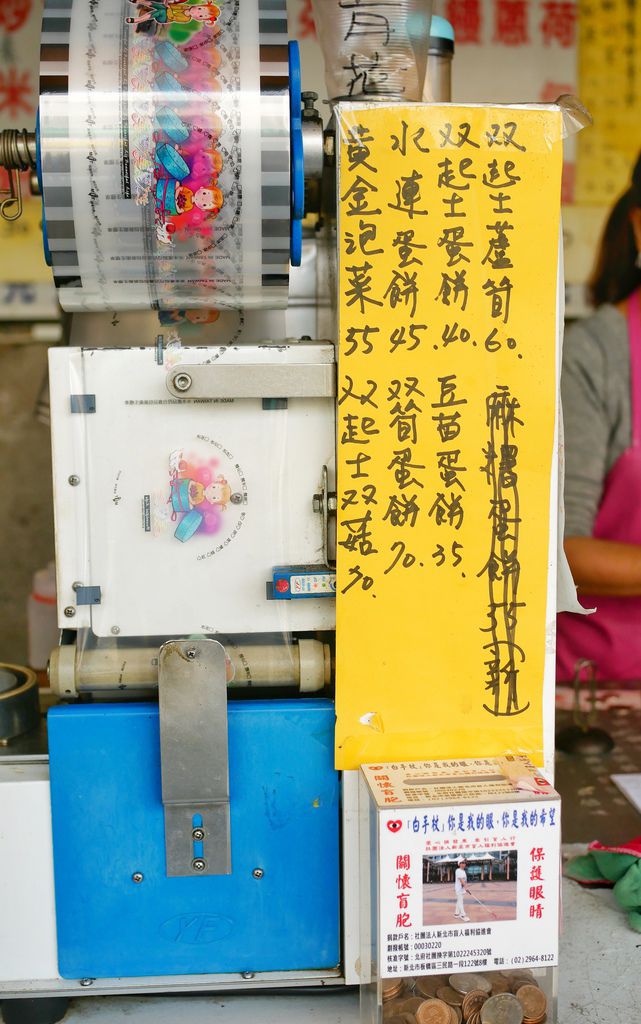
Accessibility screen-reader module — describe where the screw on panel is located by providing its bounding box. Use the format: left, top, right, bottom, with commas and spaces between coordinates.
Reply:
79, 979, 94, 988
252, 868, 264, 879
173, 372, 193, 393
68, 475, 80, 486
111, 626, 120, 635
132, 872, 144, 883
301, 92, 319, 119
192, 828, 205, 841
186, 648, 197, 659
192, 858, 206, 872
64, 606, 76, 618
241, 972, 255, 980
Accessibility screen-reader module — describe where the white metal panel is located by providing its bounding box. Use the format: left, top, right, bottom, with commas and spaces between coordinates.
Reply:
49, 348, 92, 630
49, 345, 337, 637
0, 765, 59, 982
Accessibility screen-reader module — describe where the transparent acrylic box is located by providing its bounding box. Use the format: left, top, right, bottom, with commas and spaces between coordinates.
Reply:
359, 758, 560, 1024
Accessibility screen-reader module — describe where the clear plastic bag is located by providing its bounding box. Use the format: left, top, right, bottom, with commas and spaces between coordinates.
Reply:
311, 0, 433, 102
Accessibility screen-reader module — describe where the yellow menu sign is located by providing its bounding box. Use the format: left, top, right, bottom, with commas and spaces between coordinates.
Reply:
335, 104, 563, 770
576, 0, 641, 205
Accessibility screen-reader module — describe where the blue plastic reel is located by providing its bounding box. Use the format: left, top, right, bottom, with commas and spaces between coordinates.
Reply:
35, 110, 52, 268
288, 40, 304, 267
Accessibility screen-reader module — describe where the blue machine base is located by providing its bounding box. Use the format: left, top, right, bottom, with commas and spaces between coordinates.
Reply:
48, 700, 340, 979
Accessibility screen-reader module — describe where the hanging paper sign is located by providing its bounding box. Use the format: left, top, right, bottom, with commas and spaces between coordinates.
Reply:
335, 103, 563, 771
576, 0, 641, 205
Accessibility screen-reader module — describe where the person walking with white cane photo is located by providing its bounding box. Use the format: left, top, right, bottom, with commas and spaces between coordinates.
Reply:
454, 858, 470, 922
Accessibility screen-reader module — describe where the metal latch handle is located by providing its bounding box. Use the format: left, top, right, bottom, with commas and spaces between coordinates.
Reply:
158, 638, 231, 877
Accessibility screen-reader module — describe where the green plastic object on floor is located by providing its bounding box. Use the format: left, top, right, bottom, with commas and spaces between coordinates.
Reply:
566, 837, 641, 932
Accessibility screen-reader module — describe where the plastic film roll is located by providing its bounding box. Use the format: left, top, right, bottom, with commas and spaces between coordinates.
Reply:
49, 639, 331, 695
39, 0, 291, 312
0, 665, 40, 742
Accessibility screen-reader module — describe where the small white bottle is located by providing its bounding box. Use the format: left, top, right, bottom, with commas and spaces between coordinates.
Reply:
27, 562, 59, 671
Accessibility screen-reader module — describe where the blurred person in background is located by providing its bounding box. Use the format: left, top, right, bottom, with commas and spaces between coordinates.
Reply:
557, 153, 641, 682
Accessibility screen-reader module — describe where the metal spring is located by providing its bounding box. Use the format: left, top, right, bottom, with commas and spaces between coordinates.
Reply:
0, 128, 37, 172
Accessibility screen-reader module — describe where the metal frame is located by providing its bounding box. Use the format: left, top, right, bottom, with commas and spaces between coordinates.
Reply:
0, 970, 345, 999
166, 361, 337, 400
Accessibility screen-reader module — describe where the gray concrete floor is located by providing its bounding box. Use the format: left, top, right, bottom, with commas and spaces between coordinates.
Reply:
557, 873, 641, 1024
3, 877, 632, 1024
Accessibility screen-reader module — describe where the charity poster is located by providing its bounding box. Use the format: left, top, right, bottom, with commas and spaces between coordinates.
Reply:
377, 800, 560, 977
362, 759, 561, 979
575, 0, 641, 206
334, 104, 563, 771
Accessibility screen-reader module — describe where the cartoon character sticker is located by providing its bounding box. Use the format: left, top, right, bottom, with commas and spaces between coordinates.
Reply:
126, 2, 228, 244
162, 446, 246, 544
126, 2, 221, 28
124, 0, 244, 308
154, 169, 223, 243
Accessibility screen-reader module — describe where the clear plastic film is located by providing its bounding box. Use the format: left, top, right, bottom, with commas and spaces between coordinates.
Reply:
49, 631, 332, 697
47, 342, 337, 691
66, 306, 292, 348
556, 94, 592, 140
311, 0, 433, 103
39, 0, 292, 312
334, 99, 591, 148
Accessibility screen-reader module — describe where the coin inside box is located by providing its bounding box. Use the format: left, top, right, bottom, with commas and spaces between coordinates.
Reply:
359, 758, 561, 1024
377, 967, 556, 1024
